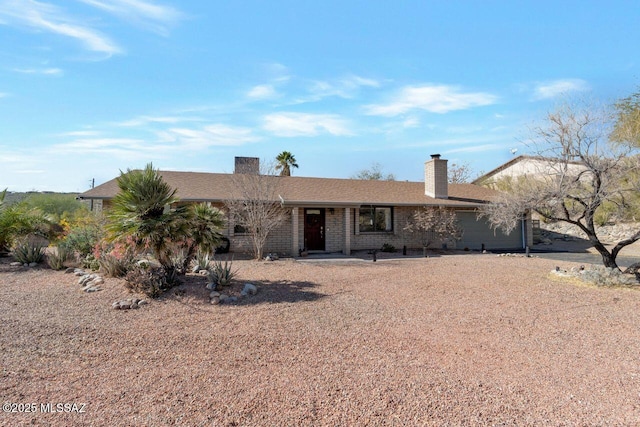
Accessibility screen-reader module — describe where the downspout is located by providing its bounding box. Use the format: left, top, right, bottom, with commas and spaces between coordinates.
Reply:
521, 215, 526, 250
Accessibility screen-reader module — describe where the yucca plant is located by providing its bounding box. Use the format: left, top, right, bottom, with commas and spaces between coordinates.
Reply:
194, 250, 210, 271
208, 258, 236, 287
13, 239, 46, 264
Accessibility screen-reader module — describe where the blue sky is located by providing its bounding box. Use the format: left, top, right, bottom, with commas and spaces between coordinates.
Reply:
1, 0, 638, 192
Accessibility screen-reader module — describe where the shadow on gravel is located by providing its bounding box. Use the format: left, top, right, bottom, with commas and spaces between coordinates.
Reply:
164, 275, 327, 306
235, 279, 327, 305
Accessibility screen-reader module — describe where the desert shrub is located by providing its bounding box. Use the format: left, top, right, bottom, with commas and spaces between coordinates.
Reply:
381, 243, 396, 253
21, 193, 88, 223
12, 238, 46, 264
580, 265, 638, 287
208, 258, 237, 287
82, 254, 101, 271
125, 264, 171, 298
47, 242, 76, 270
0, 202, 50, 253
65, 221, 103, 258
91, 238, 136, 278
99, 254, 133, 278
168, 247, 188, 273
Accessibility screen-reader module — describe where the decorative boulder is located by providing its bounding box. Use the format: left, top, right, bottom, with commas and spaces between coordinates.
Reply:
242, 283, 258, 296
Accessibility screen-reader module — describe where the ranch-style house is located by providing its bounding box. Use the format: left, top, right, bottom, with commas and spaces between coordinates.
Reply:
78, 154, 531, 256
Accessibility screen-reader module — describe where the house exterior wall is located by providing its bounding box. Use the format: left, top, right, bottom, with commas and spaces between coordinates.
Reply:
85, 201, 526, 258
480, 158, 586, 189
455, 211, 524, 250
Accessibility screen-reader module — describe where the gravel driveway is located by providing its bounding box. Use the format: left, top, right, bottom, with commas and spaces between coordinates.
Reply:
2, 254, 640, 426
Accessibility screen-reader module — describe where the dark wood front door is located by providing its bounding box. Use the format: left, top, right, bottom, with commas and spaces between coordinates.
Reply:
304, 208, 325, 251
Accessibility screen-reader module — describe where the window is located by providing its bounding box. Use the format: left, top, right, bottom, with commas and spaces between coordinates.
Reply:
359, 206, 393, 232
233, 224, 248, 234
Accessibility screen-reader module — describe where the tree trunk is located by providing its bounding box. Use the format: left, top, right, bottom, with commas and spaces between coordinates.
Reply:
589, 237, 619, 270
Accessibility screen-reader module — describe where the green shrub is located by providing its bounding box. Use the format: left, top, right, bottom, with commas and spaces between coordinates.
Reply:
82, 254, 100, 271
381, 243, 396, 253
125, 264, 171, 298
47, 243, 75, 270
13, 239, 46, 264
65, 223, 102, 258
208, 258, 236, 287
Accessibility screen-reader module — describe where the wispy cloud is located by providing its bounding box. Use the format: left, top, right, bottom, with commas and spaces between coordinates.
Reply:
295, 74, 380, 103
117, 115, 205, 127
532, 79, 590, 100
77, 0, 183, 35
247, 84, 278, 100
156, 124, 259, 148
50, 137, 153, 159
13, 67, 63, 75
365, 84, 497, 116
56, 130, 101, 137
263, 112, 353, 137
0, 0, 122, 56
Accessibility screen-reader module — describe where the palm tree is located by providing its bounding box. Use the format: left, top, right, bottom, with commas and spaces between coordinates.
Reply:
105, 163, 188, 272
184, 202, 225, 261
275, 151, 299, 176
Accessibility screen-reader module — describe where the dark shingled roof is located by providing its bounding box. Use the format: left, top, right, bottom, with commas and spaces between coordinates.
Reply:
79, 171, 500, 208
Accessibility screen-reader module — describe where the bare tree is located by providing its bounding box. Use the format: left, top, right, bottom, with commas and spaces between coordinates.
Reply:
225, 165, 289, 260
448, 162, 473, 184
352, 162, 396, 181
403, 206, 463, 249
479, 100, 640, 270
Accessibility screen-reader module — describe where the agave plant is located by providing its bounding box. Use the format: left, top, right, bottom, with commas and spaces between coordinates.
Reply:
208, 258, 236, 287
13, 238, 46, 264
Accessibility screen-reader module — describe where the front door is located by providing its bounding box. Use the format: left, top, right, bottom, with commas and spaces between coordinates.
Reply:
304, 208, 325, 251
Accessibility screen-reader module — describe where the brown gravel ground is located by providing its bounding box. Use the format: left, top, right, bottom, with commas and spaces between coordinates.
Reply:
2, 253, 640, 426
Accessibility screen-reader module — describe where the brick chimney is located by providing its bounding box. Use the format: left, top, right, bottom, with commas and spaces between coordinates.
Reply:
424, 154, 448, 199
234, 156, 259, 174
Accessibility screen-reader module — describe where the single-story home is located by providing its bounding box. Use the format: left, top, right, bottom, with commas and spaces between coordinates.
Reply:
78, 154, 531, 256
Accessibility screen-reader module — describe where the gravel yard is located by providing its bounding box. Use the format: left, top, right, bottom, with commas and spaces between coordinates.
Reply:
2, 253, 640, 426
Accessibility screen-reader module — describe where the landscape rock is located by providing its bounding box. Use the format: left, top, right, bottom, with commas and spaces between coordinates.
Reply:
205, 282, 217, 290
10, 262, 21, 267
64, 267, 75, 274
112, 298, 147, 310
210, 297, 220, 305
209, 291, 220, 298
28, 262, 37, 267
241, 283, 258, 296
199, 270, 209, 276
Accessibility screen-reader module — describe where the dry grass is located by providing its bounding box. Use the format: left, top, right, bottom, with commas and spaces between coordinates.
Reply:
2, 253, 640, 426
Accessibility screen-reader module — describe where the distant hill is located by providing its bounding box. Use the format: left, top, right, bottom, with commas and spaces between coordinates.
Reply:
2, 191, 79, 206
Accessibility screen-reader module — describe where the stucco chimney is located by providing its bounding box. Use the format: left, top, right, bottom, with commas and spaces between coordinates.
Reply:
234, 156, 260, 174
424, 154, 448, 199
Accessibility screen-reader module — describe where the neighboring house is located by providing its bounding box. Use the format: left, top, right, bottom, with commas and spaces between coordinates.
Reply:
78, 155, 530, 256
473, 155, 586, 189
